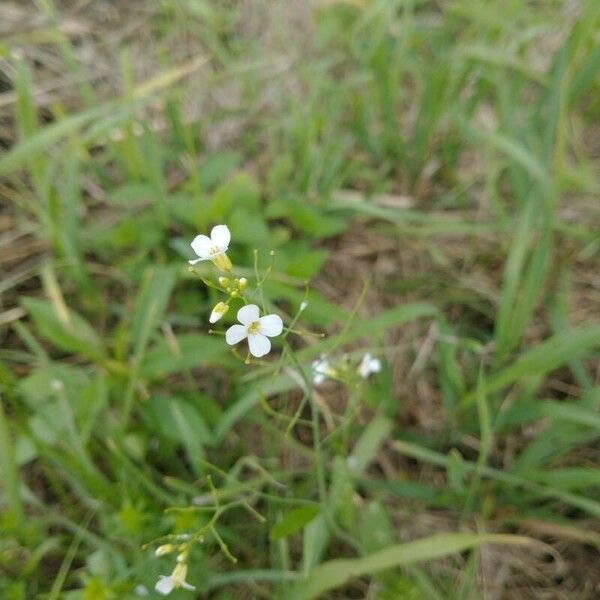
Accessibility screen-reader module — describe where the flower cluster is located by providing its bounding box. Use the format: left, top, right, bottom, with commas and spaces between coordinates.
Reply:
189, 225, 284, 359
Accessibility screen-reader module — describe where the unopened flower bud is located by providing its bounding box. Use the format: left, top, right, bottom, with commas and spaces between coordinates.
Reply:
238, 277, 247, 291
155, 544, 175, 557
218, 277, 231, 288
209, 302, 229, 324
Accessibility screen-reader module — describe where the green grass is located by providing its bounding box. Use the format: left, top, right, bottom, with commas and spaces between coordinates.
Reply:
1, 1, 599, 598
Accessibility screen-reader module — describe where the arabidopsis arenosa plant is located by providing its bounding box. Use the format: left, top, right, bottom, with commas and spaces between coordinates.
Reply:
225, 304, 283, 358
155, 563, 195, 595
358, 353, 381, 379
189, 224, 232, 271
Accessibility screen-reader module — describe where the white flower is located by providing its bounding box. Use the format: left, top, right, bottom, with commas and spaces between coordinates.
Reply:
155, 563, 195, 596
189, 225, 232, 271
225, 304, 283, 358
311, 355, 332, 385
209, 301, 229, 323
358, 353, 381, 379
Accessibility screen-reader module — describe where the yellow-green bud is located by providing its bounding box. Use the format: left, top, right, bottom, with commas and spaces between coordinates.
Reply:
218, 277, 231, 288
209, 302, 229, 324
155, 544, 175, 557
176, 549, 189, 563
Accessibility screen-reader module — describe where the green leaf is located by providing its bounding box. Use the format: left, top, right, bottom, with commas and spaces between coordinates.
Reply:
270, 506, 321, 541
288, 533, 531, 600
130, 266, 176, 358
358, 501, 395, 554
140, 333, 232, 378
463, 325, 600, 406
348, 415, 393, 476
198, 151, 243, 190
283, 198, 347, 238
147, 394, 214, 447
21, 298, 105, 362
284, 249, 328, 279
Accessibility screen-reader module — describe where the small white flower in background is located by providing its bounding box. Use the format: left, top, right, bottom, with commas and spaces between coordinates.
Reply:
311, 355, 332, 385
299, 301, 308, 312
134, 584, 149, 597
225, 304, 283, 358
209, 301, 229, 323
189, 224, 232, 271
358, 353, 381, 379
155, 563, 195, 596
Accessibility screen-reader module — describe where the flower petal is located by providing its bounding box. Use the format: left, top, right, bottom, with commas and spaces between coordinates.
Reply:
258, 314, 283, 337
210, 225, 230, 251
237, 304, 260, 326
248, 333, 271, 357
225, 324, 247, 346
155, 576, 175, 596
188, 257, 209, 265
358, 353, 381, 378
369, 358, 382, 373
313, 372, 325, 385
191, 234, 213, 259
181, 582, 196, 591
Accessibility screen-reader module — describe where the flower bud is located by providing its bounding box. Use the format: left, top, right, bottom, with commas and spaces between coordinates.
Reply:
155, 544, 175, 557
218, 277, 231, 288
238, 277, 247, 291
209, 302, 229, 324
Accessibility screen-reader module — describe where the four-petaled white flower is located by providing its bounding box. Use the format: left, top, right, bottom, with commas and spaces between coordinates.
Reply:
189, 225, 232, 271
155, 563, 195, 596
358, 353, 381, 379
225, 304, 283, 358
311, 355, 332, 385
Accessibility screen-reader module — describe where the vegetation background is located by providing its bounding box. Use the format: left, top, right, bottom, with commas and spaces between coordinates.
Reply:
1, 0, 599, 598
